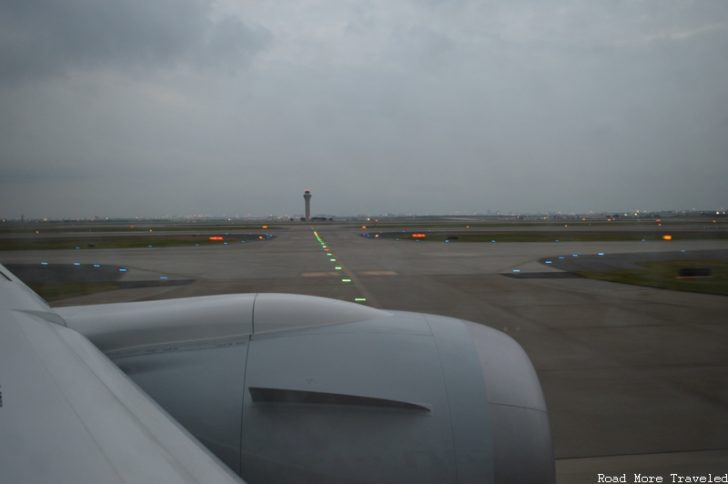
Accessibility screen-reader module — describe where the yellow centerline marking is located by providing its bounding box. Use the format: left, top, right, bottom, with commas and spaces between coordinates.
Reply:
310, 228, 382, 307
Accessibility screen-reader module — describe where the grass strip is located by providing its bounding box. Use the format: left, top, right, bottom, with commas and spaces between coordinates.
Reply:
578, 259, 728, 296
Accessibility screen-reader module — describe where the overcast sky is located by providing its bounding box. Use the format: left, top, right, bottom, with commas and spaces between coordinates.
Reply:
1, 0, 727, 218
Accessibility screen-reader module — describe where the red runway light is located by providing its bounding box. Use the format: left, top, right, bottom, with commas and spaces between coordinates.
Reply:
209, 236, 224, 241
411, 233, 427, 239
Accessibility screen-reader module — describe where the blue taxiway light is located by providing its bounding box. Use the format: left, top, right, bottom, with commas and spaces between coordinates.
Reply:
93, 263, 101, 268
512, 269, 521, 273
160, 275, 169, 281
118, 267, 128, 272
40, 261, 49, 266
544, 260, 553, 264
558, 256, 565, 260
72, 262, 81, 266
572, 254, 579, 257
597, 252, 605, 256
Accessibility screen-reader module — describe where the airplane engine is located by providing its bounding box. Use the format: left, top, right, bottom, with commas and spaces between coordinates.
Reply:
57, 293, 554, 484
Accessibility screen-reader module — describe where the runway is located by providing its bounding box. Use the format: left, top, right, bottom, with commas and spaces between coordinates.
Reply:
3, 223, 728, 482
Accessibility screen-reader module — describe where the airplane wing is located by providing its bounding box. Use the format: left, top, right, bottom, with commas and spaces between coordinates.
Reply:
0, 265, 244, 484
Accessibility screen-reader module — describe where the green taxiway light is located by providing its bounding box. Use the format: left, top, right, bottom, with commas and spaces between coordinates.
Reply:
341, 278, 352, 283
330, 259, 337, 262
354, 297, 367, 302
334, 266, 342, 270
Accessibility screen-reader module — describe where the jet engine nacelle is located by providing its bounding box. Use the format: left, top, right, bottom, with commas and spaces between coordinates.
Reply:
57, 294, 554, 483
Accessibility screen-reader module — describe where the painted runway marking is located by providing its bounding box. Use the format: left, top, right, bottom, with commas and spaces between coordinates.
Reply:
358, 271, 398, 277
301, 272, 340, 278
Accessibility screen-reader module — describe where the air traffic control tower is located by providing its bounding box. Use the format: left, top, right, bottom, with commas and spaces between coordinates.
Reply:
303, 190, 312, 221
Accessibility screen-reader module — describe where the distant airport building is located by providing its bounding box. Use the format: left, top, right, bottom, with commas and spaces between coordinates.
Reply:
303, 190, 312, 221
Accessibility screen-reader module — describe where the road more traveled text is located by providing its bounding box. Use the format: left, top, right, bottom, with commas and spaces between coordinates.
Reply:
598, 474, 728, 483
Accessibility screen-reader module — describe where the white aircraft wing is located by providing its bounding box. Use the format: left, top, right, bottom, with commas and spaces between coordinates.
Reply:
0, 265, 244, 484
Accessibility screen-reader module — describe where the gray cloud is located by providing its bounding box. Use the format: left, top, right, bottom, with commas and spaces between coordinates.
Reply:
0, 0, 270, 82
1, 0, 727, 218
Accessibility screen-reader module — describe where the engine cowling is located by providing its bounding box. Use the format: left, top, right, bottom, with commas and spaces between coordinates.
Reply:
57, 293, 554, 483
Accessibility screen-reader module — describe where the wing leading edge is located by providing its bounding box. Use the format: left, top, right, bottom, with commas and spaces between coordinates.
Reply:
0, 265, 244, 484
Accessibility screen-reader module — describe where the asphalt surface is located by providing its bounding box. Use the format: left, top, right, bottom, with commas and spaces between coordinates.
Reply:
3, 223, 728, 483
